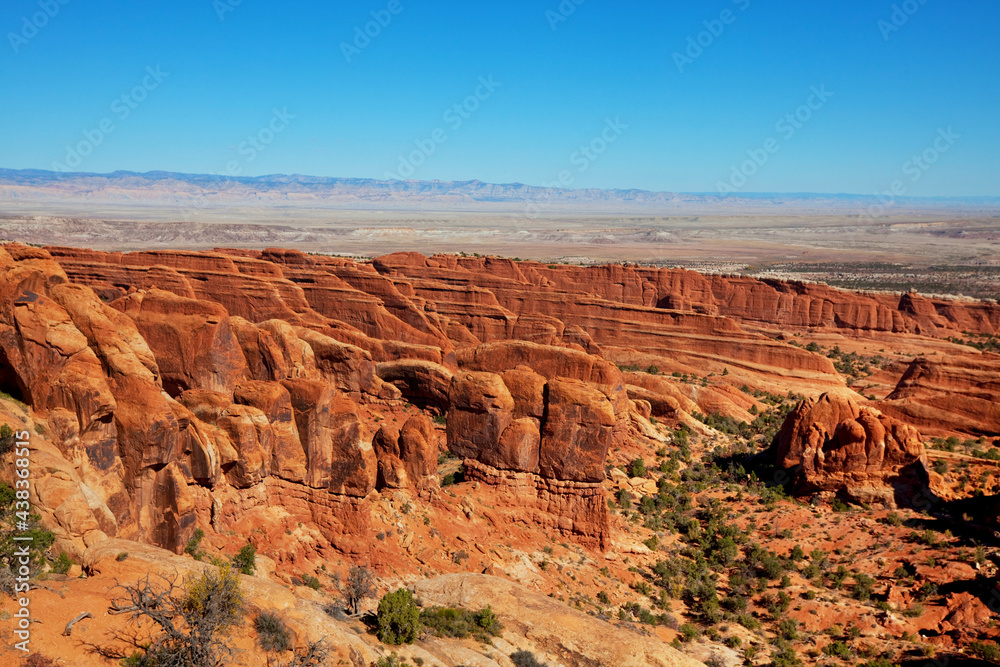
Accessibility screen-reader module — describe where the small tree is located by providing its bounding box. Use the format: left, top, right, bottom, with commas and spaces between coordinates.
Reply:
376, 589, 420, 645
110, 564, 244, 667
0, 482, 55, 579
232, 543, 256, 576
628, 458, 647, 478
341, 565, 376, 615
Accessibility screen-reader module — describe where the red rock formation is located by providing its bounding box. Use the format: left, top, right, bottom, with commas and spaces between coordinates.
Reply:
880, 353, 1000, 436
111, 289, 248, 398
372, 414, 438, 490
5, 243, 998, 559
776, 393, 930, 506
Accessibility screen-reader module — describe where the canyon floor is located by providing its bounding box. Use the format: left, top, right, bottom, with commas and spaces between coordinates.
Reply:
0, 232, 998, 667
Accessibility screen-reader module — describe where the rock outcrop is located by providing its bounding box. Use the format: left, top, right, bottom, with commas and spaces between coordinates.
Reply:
413, 573, 705, 667
3, 243, 998, 558
881, 353, 1000, 436
775, 393, 931, 507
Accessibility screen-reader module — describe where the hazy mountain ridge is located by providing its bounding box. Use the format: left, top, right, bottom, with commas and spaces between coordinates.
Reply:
2, 167, 997, 213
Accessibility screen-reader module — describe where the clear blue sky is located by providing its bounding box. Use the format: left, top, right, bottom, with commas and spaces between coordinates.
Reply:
1, 0, 998, 196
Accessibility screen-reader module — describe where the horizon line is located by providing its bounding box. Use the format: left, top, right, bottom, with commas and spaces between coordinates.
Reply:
2, 166, 999, 203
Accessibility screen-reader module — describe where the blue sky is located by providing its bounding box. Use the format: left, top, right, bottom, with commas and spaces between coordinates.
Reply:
1, 0, 998, 196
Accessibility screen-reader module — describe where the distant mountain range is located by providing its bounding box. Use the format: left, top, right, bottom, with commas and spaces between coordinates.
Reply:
1, 168, 998, 215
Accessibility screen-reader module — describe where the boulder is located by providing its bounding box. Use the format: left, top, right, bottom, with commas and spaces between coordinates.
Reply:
775, 393, 930, 506
446, 371, 514, 461
539, 378, 616, 483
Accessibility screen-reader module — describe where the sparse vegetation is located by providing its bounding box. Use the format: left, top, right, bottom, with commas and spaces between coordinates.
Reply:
255, 610, 292, 652
341, 565, 376, 615
231, 543, 256, 576
111, 564, 244, 667
420, 605, 502, 642
376, 588, 421, 645
184, 528, 206, 561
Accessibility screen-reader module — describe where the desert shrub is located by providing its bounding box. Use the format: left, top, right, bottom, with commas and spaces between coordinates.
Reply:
628, 458, 647, 478
823, 641, 852, 659
23, 655, 58, 667
970, 641, 1000, 662
341, 565, 376, 615
679, 623, 699, 642
110, 564, 244, 667
231, 543, 256, 576
883, 511, 903, 526
721, 593, 747, 613
771, 642, 802, 667
303, 575, 321, 590
0, 424, 15, 455
184, 528, 206, 561
377, 588, 421, 645
420, 605, 502, 642
777, 618, 799, 641
255, 610, 292, 652
916, 581, 938, 601
372, 654, 407, 667
441, 466, 465, 486
0, 482, 55, 575
51, 551, 73, 575
510, 651, 547, 667
852, 573, 875, 601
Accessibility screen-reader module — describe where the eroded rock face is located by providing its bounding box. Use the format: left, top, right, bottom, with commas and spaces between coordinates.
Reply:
112, 289, 248, 398
776, 393, 931, 507
6, 243, 997, 559
443, 342, 629, 544
881, 354, 1000, 436
372, 415, 438, 490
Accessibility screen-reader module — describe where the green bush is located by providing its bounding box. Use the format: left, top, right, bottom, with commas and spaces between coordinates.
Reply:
377, 589, 421, 645
970, 641, 1000, 662
184, 528, 206, 561
231, 543, 256, 575
777, 619, 799, 641
420, 605, 502, 642
771, 642, 802, 667
0, 482, 55, 571
441, 467, 465, 486
852, 573, 875, 601
255, 610, 292, 652
0, 424, 15, 455
679, 623, 699, 642
372, 653, 408, 667
51, 551, 73, 575
823, 641, 852, 659
628, 458, 647, 478
831, 497, 851, 513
